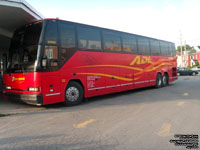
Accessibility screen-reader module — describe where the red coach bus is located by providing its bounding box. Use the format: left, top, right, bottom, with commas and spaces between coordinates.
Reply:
3, 19, 177, 106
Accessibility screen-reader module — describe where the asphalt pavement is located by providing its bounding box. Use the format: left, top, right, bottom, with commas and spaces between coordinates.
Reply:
0, 75, 200, 150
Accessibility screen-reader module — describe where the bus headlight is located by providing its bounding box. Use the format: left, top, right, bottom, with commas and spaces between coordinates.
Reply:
6, 86, 12, 90
28, 87, 40, 92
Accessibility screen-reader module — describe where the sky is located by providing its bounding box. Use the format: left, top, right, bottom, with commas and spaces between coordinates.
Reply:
27, 0, 200, 47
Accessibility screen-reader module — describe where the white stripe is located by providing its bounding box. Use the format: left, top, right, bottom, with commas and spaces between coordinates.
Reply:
46, 93, 61, 96
134, 81, 145, 84
149, 80, 155, 82
106, 85, 120, 88
120, 83, 133, 86
88, 80, 156, 90
88, 87, 106, 91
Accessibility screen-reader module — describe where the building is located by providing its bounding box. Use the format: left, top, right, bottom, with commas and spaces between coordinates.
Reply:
0, 0, 43, 73
0, 0, 43, 89
178, 52, 200, 68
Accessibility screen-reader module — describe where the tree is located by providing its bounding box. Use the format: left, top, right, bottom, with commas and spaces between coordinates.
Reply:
177, 44, 192, 52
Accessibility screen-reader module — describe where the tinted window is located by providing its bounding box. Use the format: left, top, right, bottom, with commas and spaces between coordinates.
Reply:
171, 43, 176, 56
45, 20, 58, 44
168, 43, 173, 56
59, 23, 76, 49
122, 34, 137, 53
78, 26, 101, 50
137, 37, 150, 55
8, 22, 43, 73
103, 31, 121, 52
150, 39, 161, 56
160, 41, 169, 56
24, 22, 42, 46
58, 22, 76, 64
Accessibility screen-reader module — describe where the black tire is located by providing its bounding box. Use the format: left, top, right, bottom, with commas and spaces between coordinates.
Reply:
155, 73, 162, 88
192, 72, 196, 76
162, 73, 169, 87
64, 81, 84, 106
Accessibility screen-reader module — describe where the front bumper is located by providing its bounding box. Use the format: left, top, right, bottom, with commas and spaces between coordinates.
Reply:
4, 92, 43, 106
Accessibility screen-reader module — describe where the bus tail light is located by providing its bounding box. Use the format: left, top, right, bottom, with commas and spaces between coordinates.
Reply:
28, 87, 40, 92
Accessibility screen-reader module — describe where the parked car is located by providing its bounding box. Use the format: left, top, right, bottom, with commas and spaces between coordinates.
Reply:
177, 68, 198, 76
191, 66, 200, 72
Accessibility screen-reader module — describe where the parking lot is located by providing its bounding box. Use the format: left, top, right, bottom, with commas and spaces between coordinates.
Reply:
0, 75, 200, 150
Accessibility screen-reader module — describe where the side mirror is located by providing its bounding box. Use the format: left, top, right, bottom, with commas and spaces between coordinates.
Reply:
2, 53, 7, 72
41, 56, 48, 68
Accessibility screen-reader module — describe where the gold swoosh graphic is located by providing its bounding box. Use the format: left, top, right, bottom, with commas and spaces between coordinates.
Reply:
75, 62, 172, 76
146, 63, 172, 72
75, 60, 173, 73
75, 65, 143, 71
77, 73, 140, 81
145, 59, 171, 69
134, 63, 172, 75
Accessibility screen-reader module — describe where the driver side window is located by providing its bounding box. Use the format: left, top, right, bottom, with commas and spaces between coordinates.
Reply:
43, 20, 59, 69
44, 46, 58, 67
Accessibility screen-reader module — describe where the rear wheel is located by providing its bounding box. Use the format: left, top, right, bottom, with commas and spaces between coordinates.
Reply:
155, 73, 162, 88
64, 81, 84, 106
162, 73, 169, 87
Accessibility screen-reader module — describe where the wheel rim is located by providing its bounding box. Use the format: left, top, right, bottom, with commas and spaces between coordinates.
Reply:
157, 76, 161, 86
66, 87, 79, 102
163, 75, 167, 85
193, 72, 195, 75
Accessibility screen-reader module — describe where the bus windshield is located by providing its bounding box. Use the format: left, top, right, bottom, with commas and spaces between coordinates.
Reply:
7, 21, 43, 73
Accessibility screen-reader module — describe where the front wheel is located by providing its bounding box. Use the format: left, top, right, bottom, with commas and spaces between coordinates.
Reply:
155, 73, 163, 88
64, 81, 84, 106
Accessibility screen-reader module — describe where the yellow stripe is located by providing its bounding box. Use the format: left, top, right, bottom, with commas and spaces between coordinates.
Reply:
75, 65, 143, 71
73, 119, 95, 128
14, 77, 25, 81
157, 123, 173, 137
177, 101, 185, 106
75, 62, 172, 74
77, 73, 140, 81
134, 63, 172, 75
145, 60, 172, 70
145, 63, 172, 72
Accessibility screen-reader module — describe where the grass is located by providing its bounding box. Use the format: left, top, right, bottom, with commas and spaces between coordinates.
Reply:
0, 114, 11, 117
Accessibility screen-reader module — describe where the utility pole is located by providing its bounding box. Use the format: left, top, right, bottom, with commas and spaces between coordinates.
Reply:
184, 40, 187, 67
180, 31, 183, 67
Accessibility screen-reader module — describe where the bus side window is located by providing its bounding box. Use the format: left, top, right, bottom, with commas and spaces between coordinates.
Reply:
59, 22, 76, 64
122, 34, 138, 54
45, 20, 58, 45
168, 43, 173, 56
77, 26, 101, 50
103, 31, 121, 52
137, 37, 150, 55
172, 43, 176, 56
160, 41, 169, 56
150, 39, 161, 56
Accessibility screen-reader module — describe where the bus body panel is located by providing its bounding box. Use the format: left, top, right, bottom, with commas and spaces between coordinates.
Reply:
3, 72, 41, 94
58, 50, 177, 99
3, 50, 177, 105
